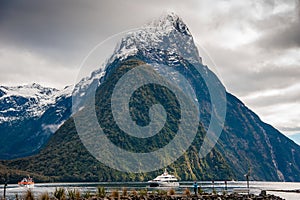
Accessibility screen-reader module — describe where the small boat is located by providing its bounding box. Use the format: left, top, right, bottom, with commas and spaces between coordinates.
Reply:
18, 176, 34, 188
148, 169, 180, 188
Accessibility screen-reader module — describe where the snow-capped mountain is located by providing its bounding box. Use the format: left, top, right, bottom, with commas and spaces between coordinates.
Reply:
72, 13, 201, 113
0, 68, 106, 159
0, 83, 71, 123
107, 13, 202, 67
0, 83, 73, 159
72, 68, 105, 113
3, 12, 300, 183
62, 12, 300, 181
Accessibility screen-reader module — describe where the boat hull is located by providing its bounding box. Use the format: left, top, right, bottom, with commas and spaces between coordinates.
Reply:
148, 181, 180, 188
18, 182, 34, 188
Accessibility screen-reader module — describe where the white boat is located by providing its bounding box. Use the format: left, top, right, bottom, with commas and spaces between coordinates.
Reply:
148, 169, 180, 187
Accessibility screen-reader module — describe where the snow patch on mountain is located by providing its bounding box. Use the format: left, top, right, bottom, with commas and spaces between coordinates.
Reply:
72, 68, 106, 113
106, 12, 202, 69
0, 83, 72, 124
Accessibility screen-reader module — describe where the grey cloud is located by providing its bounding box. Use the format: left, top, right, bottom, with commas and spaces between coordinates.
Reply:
0, 0, 198, 70
204, 44, 300, 96
1, 0, 300, 137
257, 21, 300, 50
245, 89, 300, 108
279, 126, 300, 132
254, 0, 300, 50
242, 65, 300, 93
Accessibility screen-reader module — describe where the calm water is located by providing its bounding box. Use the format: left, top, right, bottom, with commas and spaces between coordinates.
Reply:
1, 181, 300, 200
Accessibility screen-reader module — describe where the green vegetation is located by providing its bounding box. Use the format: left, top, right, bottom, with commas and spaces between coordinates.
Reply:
198, 186, 203, 195
0, 58, 234, 183
67, 189, 80, 200
138, 189, 147, 196
83, 191, 91, 199
97, 186, 106, 198
157, 190, 167, 196
54, 187, 66, 200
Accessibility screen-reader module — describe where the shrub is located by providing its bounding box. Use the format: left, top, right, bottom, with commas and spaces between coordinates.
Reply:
40, 192, 50, 200
139, 189, 147, 196
25, 190, 34, 200
130, 189, 138, 197
184, 188, 190, 196
54, 187, 66, 200
157, 190, 167, 196
75, 190, 81, 200
83, 191, 91, 199
111, 190, 119, 199
97, 186, 106, 198
168, 189, 175, 195
198, 186, 203, 194
67, 189, 77, 200
212, 188, 217, 195
122, 187, 127, 197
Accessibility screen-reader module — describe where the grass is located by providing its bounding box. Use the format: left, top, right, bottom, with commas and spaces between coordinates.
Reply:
97, 186, 106, 197
139, 189, 147, 196
68, 189, 80, 200
130, 189, 138, 196
184, 188, 191, 196
39, 192, 50, 200
75, 190, 81, 200
168, 189, 175, 195
157, 190, 167, 196
54, 187, 66, 200
122, 187, 127, 197
111, 190, 119, 199
198, 186, 204, 194
212, 188, 217, 195
83, 191, 91, 199
25, 190, 34, 200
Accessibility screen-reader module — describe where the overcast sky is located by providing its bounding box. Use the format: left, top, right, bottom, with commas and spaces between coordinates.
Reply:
0, 0, 299, 141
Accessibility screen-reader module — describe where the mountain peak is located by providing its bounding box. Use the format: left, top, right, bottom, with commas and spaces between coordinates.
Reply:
161, 12, 179, 20
150, 12, 190, 34
146, 12, 191, 36
107, 13, 200, 67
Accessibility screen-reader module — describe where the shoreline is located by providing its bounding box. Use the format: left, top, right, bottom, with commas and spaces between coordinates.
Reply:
267, 189, 300, 193
2, 181, 298, 200
1, 187, 285, 200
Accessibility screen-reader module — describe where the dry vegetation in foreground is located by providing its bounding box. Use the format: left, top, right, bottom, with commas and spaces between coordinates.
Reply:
0, 187, 284, 200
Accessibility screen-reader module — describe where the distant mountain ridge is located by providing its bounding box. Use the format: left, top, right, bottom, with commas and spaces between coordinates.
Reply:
0, 83, 72, 159
0, 83, 61, 123
1, 13, 300, 182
